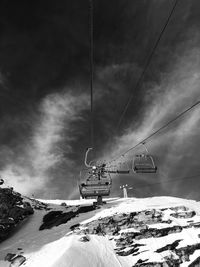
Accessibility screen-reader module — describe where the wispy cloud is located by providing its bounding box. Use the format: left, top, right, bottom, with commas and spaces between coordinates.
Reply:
101, 31, 200, 198
1, 90, 89, 196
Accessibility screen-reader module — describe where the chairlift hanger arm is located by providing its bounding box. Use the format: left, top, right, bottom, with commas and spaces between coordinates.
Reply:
141, 142, 148, 153
84, 147, 93, 168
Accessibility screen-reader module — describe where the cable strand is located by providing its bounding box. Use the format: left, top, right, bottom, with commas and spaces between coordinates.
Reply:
117, 0, 179, 130
108, 100, 200, 165
89, 0, 94, 149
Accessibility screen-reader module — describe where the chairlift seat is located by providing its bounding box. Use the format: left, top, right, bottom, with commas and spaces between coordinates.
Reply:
79, 183, 111, 198
79, 172, 112, 198
133, 154, 157, 173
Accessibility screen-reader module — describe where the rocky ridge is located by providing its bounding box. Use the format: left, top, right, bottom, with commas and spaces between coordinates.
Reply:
71, 205, 200, 266
39, 204, 96, 230
0, 187, 34, 243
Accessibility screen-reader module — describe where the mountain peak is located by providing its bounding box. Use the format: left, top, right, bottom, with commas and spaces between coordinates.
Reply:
1, 196, 200, 266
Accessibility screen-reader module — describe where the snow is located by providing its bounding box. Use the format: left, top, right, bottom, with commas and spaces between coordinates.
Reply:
181, 249, 200, 267
81, 196, 200, 224
37, 197, 119, 206
41, 235, 122, 267
0, 196, 200, 266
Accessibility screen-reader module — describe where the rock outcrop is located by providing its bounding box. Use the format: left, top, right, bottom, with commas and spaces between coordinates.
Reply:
0, 187, 34, 242
39, 204, 96, 230
5, 253, 26, 267
71, 206, 200, 267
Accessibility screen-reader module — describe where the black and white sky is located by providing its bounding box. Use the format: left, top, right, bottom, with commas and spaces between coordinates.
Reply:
0, 0, 200, 200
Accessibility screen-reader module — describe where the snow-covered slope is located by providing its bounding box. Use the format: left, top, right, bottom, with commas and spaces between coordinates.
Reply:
1, 197, 200, 266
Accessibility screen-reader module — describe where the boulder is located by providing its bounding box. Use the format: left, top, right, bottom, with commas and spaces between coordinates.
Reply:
10, 255, 26, 267
79, 235, 90, 242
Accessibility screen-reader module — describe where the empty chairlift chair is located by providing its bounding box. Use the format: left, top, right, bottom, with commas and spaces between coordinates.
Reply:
133, 154, 157, 173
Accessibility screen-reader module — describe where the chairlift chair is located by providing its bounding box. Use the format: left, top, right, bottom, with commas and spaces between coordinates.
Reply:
79, 149, 112, 199
133, 154, 157, 173
79, 171, 112, 199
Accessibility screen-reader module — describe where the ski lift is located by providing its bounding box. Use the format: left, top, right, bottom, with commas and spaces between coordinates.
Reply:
79, 171, 112, 199
133, 143, 157, 173
79, 148, 112, 203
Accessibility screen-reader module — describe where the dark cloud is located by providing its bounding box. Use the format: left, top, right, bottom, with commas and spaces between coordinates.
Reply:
0, 0, 199, 200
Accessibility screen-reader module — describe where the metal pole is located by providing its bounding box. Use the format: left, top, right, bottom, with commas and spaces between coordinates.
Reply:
120, 184, 128, 198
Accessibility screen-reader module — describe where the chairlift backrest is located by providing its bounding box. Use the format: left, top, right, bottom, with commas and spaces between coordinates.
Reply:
79, 166, 112, 199
133, 154, 157, 173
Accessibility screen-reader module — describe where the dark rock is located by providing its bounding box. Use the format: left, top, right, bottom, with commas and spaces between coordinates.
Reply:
116, 243, 145, 256
79, 235, 90, 242
170, 206, 188, 211
29, 199, 49, 210
156, 240, 182, 253
135, 259, 148, 264
0, 188, 34, 243
39, 205, 96, 230
175, 243, 200, 261
23, 202, 34, 215
60, 202, 67, 207
133, 260, 179, 267
116, 247, 139, 256
39, 210, 75, 230
190, 222, 200, 228
170, 211, 196, 219
131, 225, 182, 240
162, 219, 172, 224
74, 206, 200, 266
10, 255, 26, 267
5, 253, 16, 261
78, 205, 96, 213
42, 210, 63, 223
188, 256, 200, 267
79, 209, 185, 243
70, 223, 80, 231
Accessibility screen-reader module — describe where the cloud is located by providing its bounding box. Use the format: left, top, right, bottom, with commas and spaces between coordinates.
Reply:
100, 30, 200, 199
0, 0, 200, 200
1, 90, 89, 197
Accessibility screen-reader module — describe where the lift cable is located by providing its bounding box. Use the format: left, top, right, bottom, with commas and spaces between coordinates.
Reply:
89, 0, 94, 149
116, 0, 179, 131
108, 100, 200, 165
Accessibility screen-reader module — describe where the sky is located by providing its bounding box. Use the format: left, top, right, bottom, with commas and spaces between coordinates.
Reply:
0, 0, 200, 200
